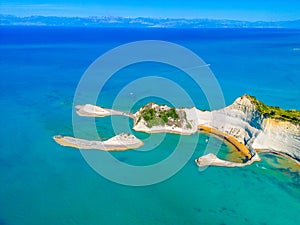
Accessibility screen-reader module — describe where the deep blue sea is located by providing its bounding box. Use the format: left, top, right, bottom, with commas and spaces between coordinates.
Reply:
1, 27, 300, 225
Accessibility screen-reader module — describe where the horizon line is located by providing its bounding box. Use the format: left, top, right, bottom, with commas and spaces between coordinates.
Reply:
2, 14, 300, 23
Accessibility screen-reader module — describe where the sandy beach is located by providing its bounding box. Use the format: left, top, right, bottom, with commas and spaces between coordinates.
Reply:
198, 125, 253, 159
195, 125, 261, 168
53, 133, 144, 151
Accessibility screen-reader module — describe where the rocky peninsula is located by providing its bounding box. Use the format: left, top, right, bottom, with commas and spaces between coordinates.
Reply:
54, 95, 300, 168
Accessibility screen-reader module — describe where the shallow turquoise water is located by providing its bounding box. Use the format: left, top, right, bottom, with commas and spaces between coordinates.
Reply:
0, 27, 300, 225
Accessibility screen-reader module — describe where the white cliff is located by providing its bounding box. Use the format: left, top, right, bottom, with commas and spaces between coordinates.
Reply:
195, 95, 300, 162
252, 119, 300, 159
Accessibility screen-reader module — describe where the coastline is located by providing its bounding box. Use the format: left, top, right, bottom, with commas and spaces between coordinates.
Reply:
56, 96, 300, 169
196, 127, 300, 168
198, 125, 253, 159
195, 125, 262, 168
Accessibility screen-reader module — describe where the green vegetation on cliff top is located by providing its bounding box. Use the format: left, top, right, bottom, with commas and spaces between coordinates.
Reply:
138, 104, 180, 128
246, 95, 300, 125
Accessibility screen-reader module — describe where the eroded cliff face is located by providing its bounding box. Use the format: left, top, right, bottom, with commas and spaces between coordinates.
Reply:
226, 95, 264, 129
252, 119, 300, 159
203, 95, 300, 161
197, 95, 262, 150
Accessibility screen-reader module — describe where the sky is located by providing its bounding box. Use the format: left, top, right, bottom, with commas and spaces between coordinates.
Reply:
1, 0, 300, 21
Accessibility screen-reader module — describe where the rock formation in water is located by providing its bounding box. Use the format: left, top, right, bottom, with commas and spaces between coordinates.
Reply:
133, 102, 198, 135
56, 95, 300, 163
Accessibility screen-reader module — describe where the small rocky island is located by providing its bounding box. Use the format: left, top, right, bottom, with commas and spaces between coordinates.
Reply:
133, 102, 197, 135
53, 133, 143, 151
54, 95, 300, 168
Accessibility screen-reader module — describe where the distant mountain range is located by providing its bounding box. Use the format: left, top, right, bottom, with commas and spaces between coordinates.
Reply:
1, 14, 300, 28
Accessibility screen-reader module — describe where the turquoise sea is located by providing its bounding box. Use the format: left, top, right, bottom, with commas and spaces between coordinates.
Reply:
1, 27, 300, 225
